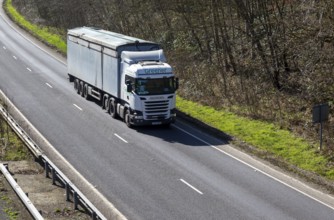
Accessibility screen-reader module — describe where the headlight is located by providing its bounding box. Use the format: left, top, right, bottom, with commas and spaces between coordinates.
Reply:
134, 110, 143, 119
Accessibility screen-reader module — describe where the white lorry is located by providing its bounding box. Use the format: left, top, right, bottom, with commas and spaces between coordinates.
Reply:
67, 27, 178, 127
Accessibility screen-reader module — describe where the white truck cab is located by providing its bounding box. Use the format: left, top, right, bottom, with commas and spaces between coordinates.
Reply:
121, 50, 178, 126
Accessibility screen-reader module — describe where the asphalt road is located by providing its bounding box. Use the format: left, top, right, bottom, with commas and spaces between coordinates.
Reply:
1, 5, 334, 220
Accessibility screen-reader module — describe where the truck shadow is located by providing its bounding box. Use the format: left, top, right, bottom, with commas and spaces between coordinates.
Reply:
134, 120, 231, 147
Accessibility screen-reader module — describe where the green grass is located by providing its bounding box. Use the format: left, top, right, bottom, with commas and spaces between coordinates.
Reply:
4, 0, 334, 180
4, 0, 66, 54
177, 96, 334, 179
1, 196, 19, 220
0, 122, 31, 161
4, 207, 19, 220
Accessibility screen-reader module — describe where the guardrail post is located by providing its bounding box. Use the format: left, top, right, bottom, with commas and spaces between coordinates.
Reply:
92, 211, 97, 220
65, 183, 70, 201
45, 161, 49, 178
51, 168, 56, 185
74, 191, 78, 210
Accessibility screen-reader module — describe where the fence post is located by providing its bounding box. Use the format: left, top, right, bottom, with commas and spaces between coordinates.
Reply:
52, 168, 56, 185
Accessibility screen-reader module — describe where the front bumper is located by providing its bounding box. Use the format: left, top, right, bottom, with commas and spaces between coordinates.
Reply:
130, 115, 176, 126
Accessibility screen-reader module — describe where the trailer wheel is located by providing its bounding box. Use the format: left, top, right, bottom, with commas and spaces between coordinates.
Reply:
103, 96, 109, 111
83, 84, 90, 100
74, 79, 79, 93
68, 74, 74, 82
109, 100, 117, 118
124, 109, 132, 128
79, 81, 84, 97
77, 80, 81, 94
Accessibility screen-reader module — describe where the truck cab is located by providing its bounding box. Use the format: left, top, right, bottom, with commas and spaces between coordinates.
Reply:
121, 50, 178, 126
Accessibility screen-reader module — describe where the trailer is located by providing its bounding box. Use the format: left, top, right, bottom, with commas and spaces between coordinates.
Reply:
67, 27, 178, 127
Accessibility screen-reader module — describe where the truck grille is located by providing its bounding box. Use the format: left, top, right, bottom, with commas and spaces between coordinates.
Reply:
144, 100, 169, 120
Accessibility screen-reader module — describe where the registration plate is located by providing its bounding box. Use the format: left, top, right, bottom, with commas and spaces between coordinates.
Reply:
152, 122, 162, 125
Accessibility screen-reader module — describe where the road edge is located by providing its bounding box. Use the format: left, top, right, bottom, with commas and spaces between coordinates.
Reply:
0, 90, 127, 220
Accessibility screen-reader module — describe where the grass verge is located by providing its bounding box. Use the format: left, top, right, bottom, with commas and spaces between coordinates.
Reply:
0, 103, 29, 220
4, 0, 66, 54
177, 97, 334, 180
0, 102, 31, 161
3, 0, 334, 182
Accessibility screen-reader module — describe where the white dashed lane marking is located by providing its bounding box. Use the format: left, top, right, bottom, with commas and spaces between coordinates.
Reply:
73, 104, 83, 111
45, 83, 53, 88
180, 179, 203, 195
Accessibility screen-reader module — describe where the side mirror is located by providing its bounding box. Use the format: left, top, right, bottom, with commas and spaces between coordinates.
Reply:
126, 80, 133, 92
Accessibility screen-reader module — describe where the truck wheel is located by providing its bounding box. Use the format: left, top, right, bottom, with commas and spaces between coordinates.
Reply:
109, 100, 116, 118
83, 84, 90, 100
103, 96, 109, 111
68, 74, 74, 82
124, 109, 132, 128
77, 80, 81, 94
74, 79, 79, 93
79, 82, 84, 97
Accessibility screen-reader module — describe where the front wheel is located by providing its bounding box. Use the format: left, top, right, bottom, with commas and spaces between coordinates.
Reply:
124, 109, 132, 128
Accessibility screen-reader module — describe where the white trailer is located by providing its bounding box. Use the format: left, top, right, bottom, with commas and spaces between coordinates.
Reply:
67, 27, 178, 127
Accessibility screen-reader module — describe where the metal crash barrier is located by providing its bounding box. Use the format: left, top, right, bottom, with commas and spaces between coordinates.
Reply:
0, 103, 107, 220
0, 163, 44, 220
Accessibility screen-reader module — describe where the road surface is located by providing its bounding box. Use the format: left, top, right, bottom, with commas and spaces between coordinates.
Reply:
0, 4, 334, 220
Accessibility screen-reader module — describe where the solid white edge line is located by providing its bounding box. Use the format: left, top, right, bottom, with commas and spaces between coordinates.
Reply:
45, 83, 53, 88
173, 124, 334, 211
0, 6, 127, 219
2, 0, 332, 213
73, 104, 83, 111
114, 133, 128, 143
180, 179, 203, 195
0, 89, 127, 220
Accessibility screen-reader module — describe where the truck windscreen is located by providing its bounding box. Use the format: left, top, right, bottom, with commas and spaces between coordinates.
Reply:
135, 78, 175, 95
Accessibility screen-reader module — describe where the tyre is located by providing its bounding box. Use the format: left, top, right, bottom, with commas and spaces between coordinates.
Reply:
109, 100, 117, 118
124, 109, 132, 128
74, 79, 79, 93
83, 84, 90, 100
103, 96, 109, 110
79, 81, 84, 97
68, 74, 74, 82
77, 80, 81, 95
